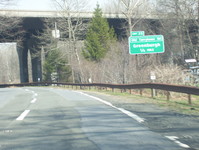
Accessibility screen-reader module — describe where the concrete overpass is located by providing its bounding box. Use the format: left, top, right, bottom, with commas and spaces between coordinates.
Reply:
0, 9, 162, 19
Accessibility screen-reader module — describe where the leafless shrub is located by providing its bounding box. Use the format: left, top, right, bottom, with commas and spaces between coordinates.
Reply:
150, 64, 189, 84
79, 39, 159, 84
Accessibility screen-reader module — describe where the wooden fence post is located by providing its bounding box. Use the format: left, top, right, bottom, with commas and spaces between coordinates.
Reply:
129, 89, 132, 94
151, 88, 154, 98
166, 91, 170, 101
188, 94, 192, 105
140, 89, 143, 96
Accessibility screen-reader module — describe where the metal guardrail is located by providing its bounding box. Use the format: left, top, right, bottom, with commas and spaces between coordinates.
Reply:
0, 82, 199, 104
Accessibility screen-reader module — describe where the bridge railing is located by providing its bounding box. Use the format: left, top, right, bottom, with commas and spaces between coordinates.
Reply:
0, 82, 199, 104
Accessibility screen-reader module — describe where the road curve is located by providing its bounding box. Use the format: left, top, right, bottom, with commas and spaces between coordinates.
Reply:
0, 87, 185, 150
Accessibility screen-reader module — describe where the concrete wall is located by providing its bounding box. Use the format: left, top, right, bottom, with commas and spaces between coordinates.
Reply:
0, 43, 21, 84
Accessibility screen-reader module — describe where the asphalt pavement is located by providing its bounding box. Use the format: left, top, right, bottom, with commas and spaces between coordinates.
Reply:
84, 91, 199, 150
0, 87, 189, 150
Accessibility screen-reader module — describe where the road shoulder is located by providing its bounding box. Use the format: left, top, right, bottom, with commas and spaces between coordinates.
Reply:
83, 91, 199, 150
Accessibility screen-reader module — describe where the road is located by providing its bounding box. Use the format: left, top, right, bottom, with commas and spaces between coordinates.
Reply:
0, 87, 186, 150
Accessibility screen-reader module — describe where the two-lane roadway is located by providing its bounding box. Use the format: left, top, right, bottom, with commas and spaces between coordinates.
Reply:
0, 87, 186, 150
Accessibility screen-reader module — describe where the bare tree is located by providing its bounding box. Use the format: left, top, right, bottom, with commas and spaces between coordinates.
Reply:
0, 17, 24, 44
0, 0, 12, 6
156, 0, 199, 64
0, 0, 24, 45
103, 0, 121, 13
0, 43, 21, 84
52, 0, 89, 83
113, 0, 152, 35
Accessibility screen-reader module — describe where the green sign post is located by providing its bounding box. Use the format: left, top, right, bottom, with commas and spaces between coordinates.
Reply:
131, 31, 145, 36
129, 35, 165, 54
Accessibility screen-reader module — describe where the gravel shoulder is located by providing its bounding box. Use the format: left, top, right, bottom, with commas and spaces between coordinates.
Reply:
84, 91, 199, 150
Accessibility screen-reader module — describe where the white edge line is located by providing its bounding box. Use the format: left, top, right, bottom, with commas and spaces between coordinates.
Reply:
76, 91, 145, 123
117, 108, 144, 123
77, 91, 190, 149
16, 110, 30, 121
77, 91, 190, 148
166, 136, 190, 149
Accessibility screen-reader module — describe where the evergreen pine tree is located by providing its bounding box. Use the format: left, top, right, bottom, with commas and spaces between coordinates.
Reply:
43, 48, 71, 82
83, 4, 116, 61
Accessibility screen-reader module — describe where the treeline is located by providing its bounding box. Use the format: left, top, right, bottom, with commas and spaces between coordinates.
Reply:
38, 0, 198, 85
1, 0, 197, 85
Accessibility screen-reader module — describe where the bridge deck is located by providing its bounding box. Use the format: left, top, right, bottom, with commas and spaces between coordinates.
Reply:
0, 9, 162, 19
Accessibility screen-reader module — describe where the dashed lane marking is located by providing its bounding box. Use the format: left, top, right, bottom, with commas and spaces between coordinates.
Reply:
31, 98, 37, 103
16, 110, 30, 121
24, 89, 38, 104
25, 89, 30, 92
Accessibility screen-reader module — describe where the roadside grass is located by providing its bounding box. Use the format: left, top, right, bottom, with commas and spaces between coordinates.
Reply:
62, 86, 199, 116
153, 94, 199, 115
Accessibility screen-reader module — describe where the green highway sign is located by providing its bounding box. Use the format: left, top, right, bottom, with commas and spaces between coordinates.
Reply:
131, 31, 145, 36
129, 35, 165, 54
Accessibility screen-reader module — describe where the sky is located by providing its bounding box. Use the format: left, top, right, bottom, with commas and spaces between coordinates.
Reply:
3, 0, 106, 11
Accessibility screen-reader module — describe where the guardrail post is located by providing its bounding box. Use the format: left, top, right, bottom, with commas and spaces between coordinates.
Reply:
188, 94, 192, 105
112, 88, 114, 92
151, 88, 155, 98
140, 89, 143, 96
166, 91, 170, 101
129, 89, 132, 94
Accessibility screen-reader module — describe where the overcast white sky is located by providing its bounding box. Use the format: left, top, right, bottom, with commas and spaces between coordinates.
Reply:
4, 0, 106, 11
